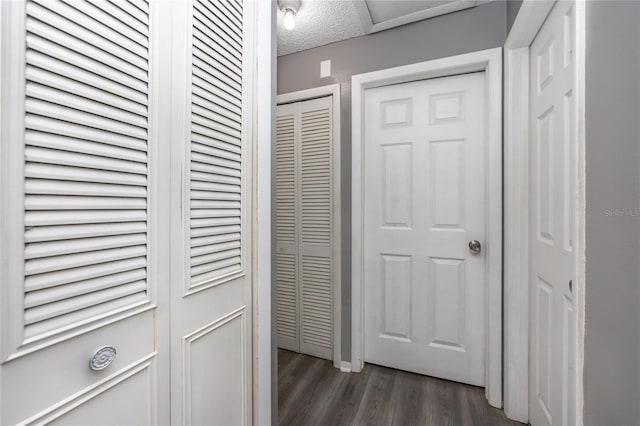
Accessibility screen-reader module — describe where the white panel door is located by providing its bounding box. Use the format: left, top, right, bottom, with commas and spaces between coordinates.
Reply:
169, 0, 253, 424
275, 97, 334, 361
0, 0, 169, 423
529, 2, 577, 425
363, 73, 486, 386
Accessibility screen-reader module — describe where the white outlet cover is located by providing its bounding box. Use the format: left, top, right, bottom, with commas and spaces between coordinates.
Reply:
320, 60, 331, 78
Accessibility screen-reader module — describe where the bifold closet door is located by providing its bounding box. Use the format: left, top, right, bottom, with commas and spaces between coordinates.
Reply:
0, 0, 255, 424
276, 96, 333, 360
0, 0, 170, 423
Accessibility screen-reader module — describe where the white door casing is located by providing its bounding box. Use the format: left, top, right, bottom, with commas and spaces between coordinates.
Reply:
351, 48, 503, 407
0, 0, 169, 423
363, 73, 486, 385
275, 93, 339, 362
528, 2, 578, 425
169, 0, 255, 424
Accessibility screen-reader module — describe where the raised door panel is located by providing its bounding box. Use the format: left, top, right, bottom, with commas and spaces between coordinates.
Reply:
183, 308, 246, 426
46, 358, 155, 426
380, 254, 412, 341
381, 143, 412, 228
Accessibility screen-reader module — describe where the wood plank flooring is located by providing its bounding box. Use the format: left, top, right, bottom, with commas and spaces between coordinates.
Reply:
278, 349, 525, 426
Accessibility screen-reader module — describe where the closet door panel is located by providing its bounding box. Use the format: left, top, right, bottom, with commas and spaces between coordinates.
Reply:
169, 0, 255, 424
0, 0, 168, 423
275, 106, 298, 351
298, 97, 333, 360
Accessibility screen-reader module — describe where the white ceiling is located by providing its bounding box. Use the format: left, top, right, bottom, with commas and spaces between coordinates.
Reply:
277, 0, 492, 56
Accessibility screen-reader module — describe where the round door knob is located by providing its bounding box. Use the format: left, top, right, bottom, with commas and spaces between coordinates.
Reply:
89, 345, 117, 371
468, 240, 481, 255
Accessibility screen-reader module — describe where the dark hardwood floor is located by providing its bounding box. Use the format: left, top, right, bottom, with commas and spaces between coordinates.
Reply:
278, 349, 524, 426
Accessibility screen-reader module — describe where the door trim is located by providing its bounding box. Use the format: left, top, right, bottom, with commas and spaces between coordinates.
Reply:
503, 1, 586, 423
254, 1, 276, 424
276, 84, 342, 369
351, 48, 503, 407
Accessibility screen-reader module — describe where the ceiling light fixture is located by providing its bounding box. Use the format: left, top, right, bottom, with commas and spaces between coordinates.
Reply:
278, 0, 300, 31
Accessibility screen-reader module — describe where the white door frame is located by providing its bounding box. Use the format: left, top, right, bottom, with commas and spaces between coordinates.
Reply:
276, 84, 342, 368
254, 1, 276, 424
351, 48, 503, 407
503, 1, 586, 423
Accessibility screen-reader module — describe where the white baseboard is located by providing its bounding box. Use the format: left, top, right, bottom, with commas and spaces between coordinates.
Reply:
339, 361, 352, 373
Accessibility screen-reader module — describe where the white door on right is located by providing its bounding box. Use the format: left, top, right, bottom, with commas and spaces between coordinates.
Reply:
363, 73, 486, 386
529, 1, 577, 425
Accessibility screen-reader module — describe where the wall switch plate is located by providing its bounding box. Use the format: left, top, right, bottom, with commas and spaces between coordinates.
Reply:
320, 60, 331, 78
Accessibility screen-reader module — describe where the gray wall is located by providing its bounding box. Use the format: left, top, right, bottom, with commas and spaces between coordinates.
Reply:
277, 1, 507, 362
584, 2, 640, 424
506, 0, 522, 33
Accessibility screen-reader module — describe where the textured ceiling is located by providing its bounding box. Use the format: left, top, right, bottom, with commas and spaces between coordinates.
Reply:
277, 0, 488, 56
277, 0, 366, 56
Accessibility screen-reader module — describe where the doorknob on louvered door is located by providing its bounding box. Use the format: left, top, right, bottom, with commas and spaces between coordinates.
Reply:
468, 240, 481, 255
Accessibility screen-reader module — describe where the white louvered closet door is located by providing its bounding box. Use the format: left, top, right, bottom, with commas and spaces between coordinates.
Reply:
276, 96, 334, 361
0, 0, 170, 424
169, 0, 254, 424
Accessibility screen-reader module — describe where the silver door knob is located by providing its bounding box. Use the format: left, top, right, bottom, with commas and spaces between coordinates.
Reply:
468, 240, 481, 255
89, 345, 117, 371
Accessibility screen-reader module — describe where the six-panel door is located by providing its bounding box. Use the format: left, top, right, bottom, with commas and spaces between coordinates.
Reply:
529, 2, 578, 425
363, 73, 487, 386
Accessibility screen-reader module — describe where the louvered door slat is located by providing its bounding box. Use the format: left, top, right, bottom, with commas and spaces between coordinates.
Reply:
25, 146, 147, 174
25, 281, 148, 325
64, 0, 149, 49
26, 66, 147, 115
24, 293, 149, 339
276, 115, 295, 245
25, 269, 147, 308
189, 0, 243, 289
301, 107, 332, 247
85, 0, 149, 38
26, 222, 147, 242
22, 0, 150, 340
26, 36, 147, 94
193, 0, 242, 45
25, 257, 146, 292
114, 0, 148, 23
27, 2, 148, 74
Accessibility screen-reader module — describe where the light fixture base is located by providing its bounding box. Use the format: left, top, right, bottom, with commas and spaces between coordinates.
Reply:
277, 0, 300, 15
